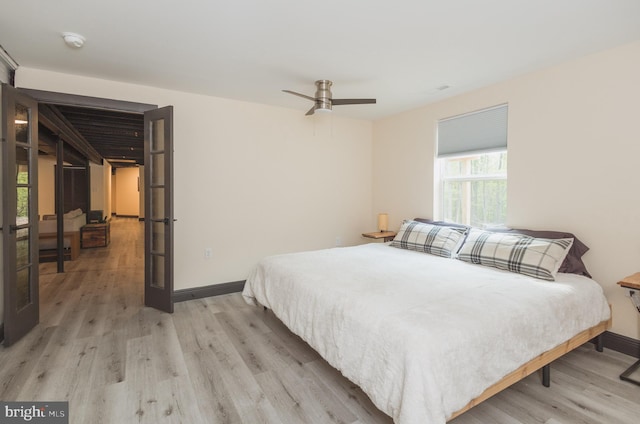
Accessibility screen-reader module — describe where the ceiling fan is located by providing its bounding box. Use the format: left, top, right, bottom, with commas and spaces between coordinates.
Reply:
283, 80, 376, 116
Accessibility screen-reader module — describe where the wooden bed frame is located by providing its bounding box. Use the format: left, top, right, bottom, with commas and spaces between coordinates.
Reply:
259, 306, 611, 422
449, 314, 612, 421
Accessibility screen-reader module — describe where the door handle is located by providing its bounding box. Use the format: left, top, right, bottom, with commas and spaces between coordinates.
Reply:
162, 218, 178, 225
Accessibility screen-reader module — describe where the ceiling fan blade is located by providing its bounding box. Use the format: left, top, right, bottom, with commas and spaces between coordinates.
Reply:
332, 98, 377, 105
283, 90, 316, 102
305, 105, 316, 116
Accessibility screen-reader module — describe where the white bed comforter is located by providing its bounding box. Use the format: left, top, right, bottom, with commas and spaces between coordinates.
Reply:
242, 243, 610, 424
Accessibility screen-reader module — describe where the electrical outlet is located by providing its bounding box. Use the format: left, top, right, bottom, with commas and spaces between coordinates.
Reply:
335, 236, 342, 247
204, 248, 212, 259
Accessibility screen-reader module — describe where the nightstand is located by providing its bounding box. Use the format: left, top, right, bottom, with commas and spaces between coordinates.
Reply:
617, 272, 640, 386
362, 231, 397, 242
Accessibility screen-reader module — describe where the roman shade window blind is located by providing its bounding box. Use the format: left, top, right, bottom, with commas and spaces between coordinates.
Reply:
437, 104, 508, 157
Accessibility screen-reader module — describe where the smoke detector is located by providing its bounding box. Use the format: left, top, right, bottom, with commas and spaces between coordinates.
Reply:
62, 32, 85, 49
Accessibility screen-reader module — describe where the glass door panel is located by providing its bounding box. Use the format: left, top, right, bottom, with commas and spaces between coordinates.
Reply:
152, 119, 165, 151
151, 255, 165, 289
15, 137, 32, 311
151, 152, 165, 185
151, 187, 165, 218
16, 268, 30, 311
152, 221, 165, 252
16, 228, 30, 268
14, 103, 29, 143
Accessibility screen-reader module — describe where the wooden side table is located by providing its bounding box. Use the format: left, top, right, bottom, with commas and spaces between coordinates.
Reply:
362, 231, 397, 242
617, 272, 640, 386
81, 222, 111, 248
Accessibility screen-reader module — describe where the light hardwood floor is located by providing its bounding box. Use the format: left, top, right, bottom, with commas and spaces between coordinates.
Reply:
1, 217, 639, 423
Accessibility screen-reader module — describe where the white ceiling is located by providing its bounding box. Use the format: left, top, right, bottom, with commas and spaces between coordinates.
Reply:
1, 0, 639, 120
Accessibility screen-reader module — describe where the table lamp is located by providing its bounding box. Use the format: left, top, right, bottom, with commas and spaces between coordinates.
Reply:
378, 213, 388, 232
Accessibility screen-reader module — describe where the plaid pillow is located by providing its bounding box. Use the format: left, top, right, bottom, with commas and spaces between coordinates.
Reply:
457, 228, 574, 281
391, 220, 467, 258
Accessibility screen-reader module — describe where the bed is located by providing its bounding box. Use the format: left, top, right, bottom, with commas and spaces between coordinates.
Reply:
242, 221, 611, 424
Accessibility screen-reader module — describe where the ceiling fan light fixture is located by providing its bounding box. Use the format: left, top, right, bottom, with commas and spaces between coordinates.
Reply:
315, 99, 332, 113
62, 32, 86, 49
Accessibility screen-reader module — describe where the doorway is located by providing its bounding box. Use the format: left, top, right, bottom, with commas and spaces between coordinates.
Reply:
2, 87, 175, 345
59, 166, 88, 213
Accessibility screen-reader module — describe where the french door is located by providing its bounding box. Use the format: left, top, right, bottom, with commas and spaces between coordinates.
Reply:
144, 106, 174, 313
2, 84, 39, 346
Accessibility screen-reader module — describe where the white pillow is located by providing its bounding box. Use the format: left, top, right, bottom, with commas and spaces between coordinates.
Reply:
391, 220, 467, 258
64, 208, 83, 219
457, 228, 573, 281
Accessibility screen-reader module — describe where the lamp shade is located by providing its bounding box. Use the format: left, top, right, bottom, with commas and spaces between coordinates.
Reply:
377, 213, 388, 232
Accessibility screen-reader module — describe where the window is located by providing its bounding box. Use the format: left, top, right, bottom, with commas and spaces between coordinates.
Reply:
439, 151, 507, 227
437, 105, 508, 227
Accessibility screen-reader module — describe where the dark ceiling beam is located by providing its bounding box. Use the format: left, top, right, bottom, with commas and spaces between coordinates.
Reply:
38, 125, 87, 165
53, 104, 145, 165
38, 129, 58, 156
59, 114, 143, 127
67, 123, 142, 133
112, 160, 142, 167
69, 131, 141, 141
19, 90, 150, 168
39, 104, 104, 164
98, 145, 142, 152
97, 155, 142, 162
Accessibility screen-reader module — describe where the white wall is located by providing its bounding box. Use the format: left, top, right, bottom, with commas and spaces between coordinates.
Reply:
39, 158, 111, 218
15, 67, 373, 290
90, 162, 104, 212
373, 40, 640, 339
90, 161, 112, 219
114, 167, 140, 216
38, 156, 56, 216
11, 41, 640, 342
